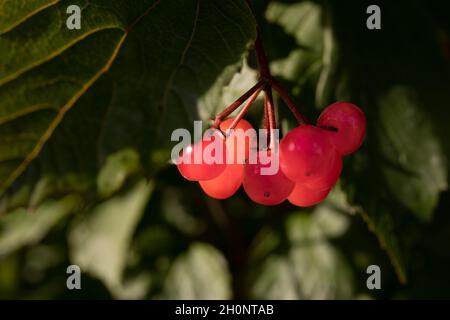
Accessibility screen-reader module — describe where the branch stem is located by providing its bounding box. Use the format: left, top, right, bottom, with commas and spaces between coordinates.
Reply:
255, 32, 271, 79
247, 0, 307, 126
212, 0, 307, 131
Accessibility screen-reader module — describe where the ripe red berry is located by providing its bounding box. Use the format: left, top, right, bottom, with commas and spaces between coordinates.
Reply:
243, 150, 294, 206
220, 118, 255, 164
176, 130, 227, 181
317, 102, 366, 155
199, 163, 244, 199
304, 152, 342, 191
288, 183, 330, 207
279, 125, 340, 185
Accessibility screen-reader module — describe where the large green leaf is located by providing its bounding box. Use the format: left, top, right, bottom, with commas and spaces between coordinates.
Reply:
329, 0, 448, 219
0, 0, 58, 34
0, 0, 256, 199
68, 179, 153, 297
326, 0, 450, 282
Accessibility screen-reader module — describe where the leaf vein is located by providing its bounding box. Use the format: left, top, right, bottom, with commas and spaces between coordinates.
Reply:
0, 0, 163, 193
0, 0, 61, 35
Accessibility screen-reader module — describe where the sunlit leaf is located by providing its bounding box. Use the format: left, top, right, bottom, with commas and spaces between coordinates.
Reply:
68, 179, 153, 296
163, 243, 232, 299
0, 194, 80, 257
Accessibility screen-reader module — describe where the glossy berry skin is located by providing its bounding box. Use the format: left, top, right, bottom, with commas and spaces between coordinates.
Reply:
317, 102, 366, 155
305, 152, 342, 191
280, 125, 340, 185
199, 163, 244, 199
220, 118, 255, 164
288, 183, 330, 207
243, 151, 294, 206
177, 130, 227, 181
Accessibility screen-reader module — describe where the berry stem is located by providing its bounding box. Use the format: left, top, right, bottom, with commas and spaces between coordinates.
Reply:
269, 78, 308, 125
264, 86, 276, 150
227, 85, 263, 132
212, 79, 265, 129
264, 91, 269, 131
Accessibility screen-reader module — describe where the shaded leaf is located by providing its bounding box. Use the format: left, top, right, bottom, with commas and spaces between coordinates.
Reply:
378, 87, 447, 220
324, 0, 450, 282
0, 0, 58, 34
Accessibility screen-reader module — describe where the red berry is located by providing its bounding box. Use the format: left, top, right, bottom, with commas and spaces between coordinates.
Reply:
243, 150, 294, 206
220, 118, 255, 164
280, 125, 339, 184
317, 102, 366, 155
199, 163, 244, 199
176, 130, 227, 181
288, 183, 330, 207
305, 152, 342, 191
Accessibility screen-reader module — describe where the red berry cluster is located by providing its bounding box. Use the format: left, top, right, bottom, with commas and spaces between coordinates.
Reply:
278, 102, 366, 206
176, 101, 366, 207
175, 18, 366, 207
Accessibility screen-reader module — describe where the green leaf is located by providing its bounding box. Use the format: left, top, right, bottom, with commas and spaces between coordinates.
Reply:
0, 0, 58, 34
267, 1, 323, 83
97, 148, 141, 198
355, 200, 408, 285
248, 190, 354, 300
0, 0, 256, 197
266, 1, 322, 49
377, 87, 447, 220
265, 0, 325, 130
163, 243, 232, 299
68, 179, 153, 296
0, 194, 80, 257
315, 1, 339, 108
323, 0, 450, 284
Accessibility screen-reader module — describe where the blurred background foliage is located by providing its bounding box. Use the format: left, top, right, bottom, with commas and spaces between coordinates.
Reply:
0, 0, 450, 299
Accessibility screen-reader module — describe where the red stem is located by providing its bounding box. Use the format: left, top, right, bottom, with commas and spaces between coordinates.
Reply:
264, 92, 269, 131
263, 90, 270, 145
246, 0, 307, 126
264, 86, 276, 150
212, 79, 264, 129
269, 78, 308, 125
255, 32, 271, 80
212, 0, 307, 131
228, 86, 263, 132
